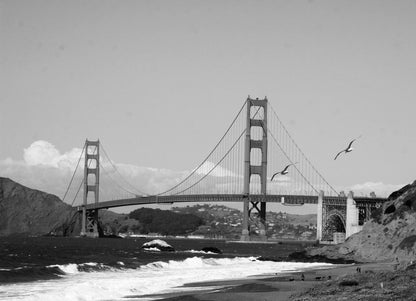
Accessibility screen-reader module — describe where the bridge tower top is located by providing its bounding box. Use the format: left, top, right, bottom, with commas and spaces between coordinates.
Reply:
244, 97, 268, 195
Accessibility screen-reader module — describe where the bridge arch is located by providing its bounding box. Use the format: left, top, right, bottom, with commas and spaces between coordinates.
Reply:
323, 209, 346, 241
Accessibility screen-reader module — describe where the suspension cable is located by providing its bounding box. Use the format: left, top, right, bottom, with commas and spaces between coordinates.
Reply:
172, 129, 246, 195
169, 105, 262, 196
62, 141, 86, 202
70, 145, 97, 206
156, 99, 248, 196
99, 161, 140, 196
99, 141, 147, 196
269, 103, 338, 196
268, 129, 319, 194
70, 177, 84, 207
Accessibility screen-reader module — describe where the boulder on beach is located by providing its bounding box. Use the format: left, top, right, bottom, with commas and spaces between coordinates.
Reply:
142, 239, 175, 252
201, 247, 222, 254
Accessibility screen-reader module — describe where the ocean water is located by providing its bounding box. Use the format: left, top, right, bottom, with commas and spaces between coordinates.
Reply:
0, 237, 332, 300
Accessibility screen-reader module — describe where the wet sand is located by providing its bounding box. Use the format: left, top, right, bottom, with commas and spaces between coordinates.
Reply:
141, 262, 397, 301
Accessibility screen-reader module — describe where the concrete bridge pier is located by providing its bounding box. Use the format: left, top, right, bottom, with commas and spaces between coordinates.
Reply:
346, 191, 361, 238
317, 190, 376, 243
316, 190, 323, 241
241, 197, 250, 241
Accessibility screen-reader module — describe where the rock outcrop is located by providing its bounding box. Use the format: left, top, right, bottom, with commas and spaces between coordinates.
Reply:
308, 181, 416, 265
0, 177, 135, 237
0, 177, 80, 236
201, 247, 222, 254
142, 239, 175, 251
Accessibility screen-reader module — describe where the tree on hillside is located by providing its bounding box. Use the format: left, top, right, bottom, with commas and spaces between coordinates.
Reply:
129, 208, 204, 235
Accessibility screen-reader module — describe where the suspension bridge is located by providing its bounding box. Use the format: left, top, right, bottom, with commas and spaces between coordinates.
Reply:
64, 97, 387, 242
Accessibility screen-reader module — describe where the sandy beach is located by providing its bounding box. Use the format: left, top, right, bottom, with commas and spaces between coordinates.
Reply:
140, 262, 402, 301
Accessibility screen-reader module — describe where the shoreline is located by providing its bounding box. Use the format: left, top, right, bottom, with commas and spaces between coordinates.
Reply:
136, 262, 396, 301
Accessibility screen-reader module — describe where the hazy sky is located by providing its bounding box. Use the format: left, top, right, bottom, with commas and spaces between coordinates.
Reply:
1, 0, 416, 213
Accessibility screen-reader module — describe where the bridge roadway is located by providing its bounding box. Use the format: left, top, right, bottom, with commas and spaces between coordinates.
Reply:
76, 194, 387, 211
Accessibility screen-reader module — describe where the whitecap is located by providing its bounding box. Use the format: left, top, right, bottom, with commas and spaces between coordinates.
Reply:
47, 263, 79, 274
2, 258, 334, 301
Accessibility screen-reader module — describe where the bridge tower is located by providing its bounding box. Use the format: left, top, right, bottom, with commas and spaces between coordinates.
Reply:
81, 139, 100, 238
241, 97, 268, 241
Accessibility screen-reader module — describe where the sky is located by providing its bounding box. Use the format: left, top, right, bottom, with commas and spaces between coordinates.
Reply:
1, 0, 416, 214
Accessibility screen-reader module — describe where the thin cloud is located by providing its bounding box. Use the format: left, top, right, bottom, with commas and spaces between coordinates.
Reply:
195, 161, 240, 178
0, 141, 405, 205
348, 182, 404, 197
0, 140, 188, 203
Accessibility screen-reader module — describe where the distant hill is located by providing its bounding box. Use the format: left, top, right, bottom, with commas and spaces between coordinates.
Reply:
172, 204, 316, 225
129, 208, 203, 235
0, 177, 137, 236
173, 204, 317, 240
0, 177, 317, 239
309, 181, 416, 265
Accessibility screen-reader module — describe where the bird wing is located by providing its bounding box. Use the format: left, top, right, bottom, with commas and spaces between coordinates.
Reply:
334, 150, 345, 160
282, 164, 292, 173
282, 162, 299, 173
347, 139, 356, 149
271, 172, 281, 181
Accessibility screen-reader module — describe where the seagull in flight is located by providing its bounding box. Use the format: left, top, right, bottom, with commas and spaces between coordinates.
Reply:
271, 163, 297, 181
334, 136, 362, 160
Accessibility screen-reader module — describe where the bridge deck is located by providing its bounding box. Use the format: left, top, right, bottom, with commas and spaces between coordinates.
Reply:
76, 194, 387, 211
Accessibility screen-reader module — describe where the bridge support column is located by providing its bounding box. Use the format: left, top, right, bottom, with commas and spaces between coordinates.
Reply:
242, 198, 250, 241
241, 97, 268, 241
346, 191, 360, 238
81, 139, 100, 238
316, 190, 323, 242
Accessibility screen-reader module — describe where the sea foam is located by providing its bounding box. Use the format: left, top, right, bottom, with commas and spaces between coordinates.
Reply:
48, 264, 79, 274
0, 257, 333, 301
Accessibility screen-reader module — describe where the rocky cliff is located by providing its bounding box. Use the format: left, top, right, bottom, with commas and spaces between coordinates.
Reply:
0, 177, 80, 236
308, 181, 416, 265
0, 177, 137, 236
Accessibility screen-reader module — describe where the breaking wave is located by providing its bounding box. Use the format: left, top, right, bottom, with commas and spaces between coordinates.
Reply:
0, 262, 121, 283
182, 249, 218, 254
0, 257, 333, 300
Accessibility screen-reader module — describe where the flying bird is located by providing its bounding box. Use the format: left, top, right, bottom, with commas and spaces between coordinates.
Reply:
334, 136, 362, 160
271, 163, 297, 181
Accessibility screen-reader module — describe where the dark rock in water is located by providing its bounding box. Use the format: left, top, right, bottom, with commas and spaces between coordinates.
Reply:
103, 234, 123, 239
257, 256, 281, 262
142, 239, 175, 252
201, 247, 222, 254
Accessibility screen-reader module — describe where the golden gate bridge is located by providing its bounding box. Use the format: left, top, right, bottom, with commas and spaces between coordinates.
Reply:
63, 97, 386, 242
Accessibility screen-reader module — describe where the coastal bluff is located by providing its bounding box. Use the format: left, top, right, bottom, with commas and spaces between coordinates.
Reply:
0, 177, 80, 236
308, 181, 416, 265
0, 177, 141, 237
